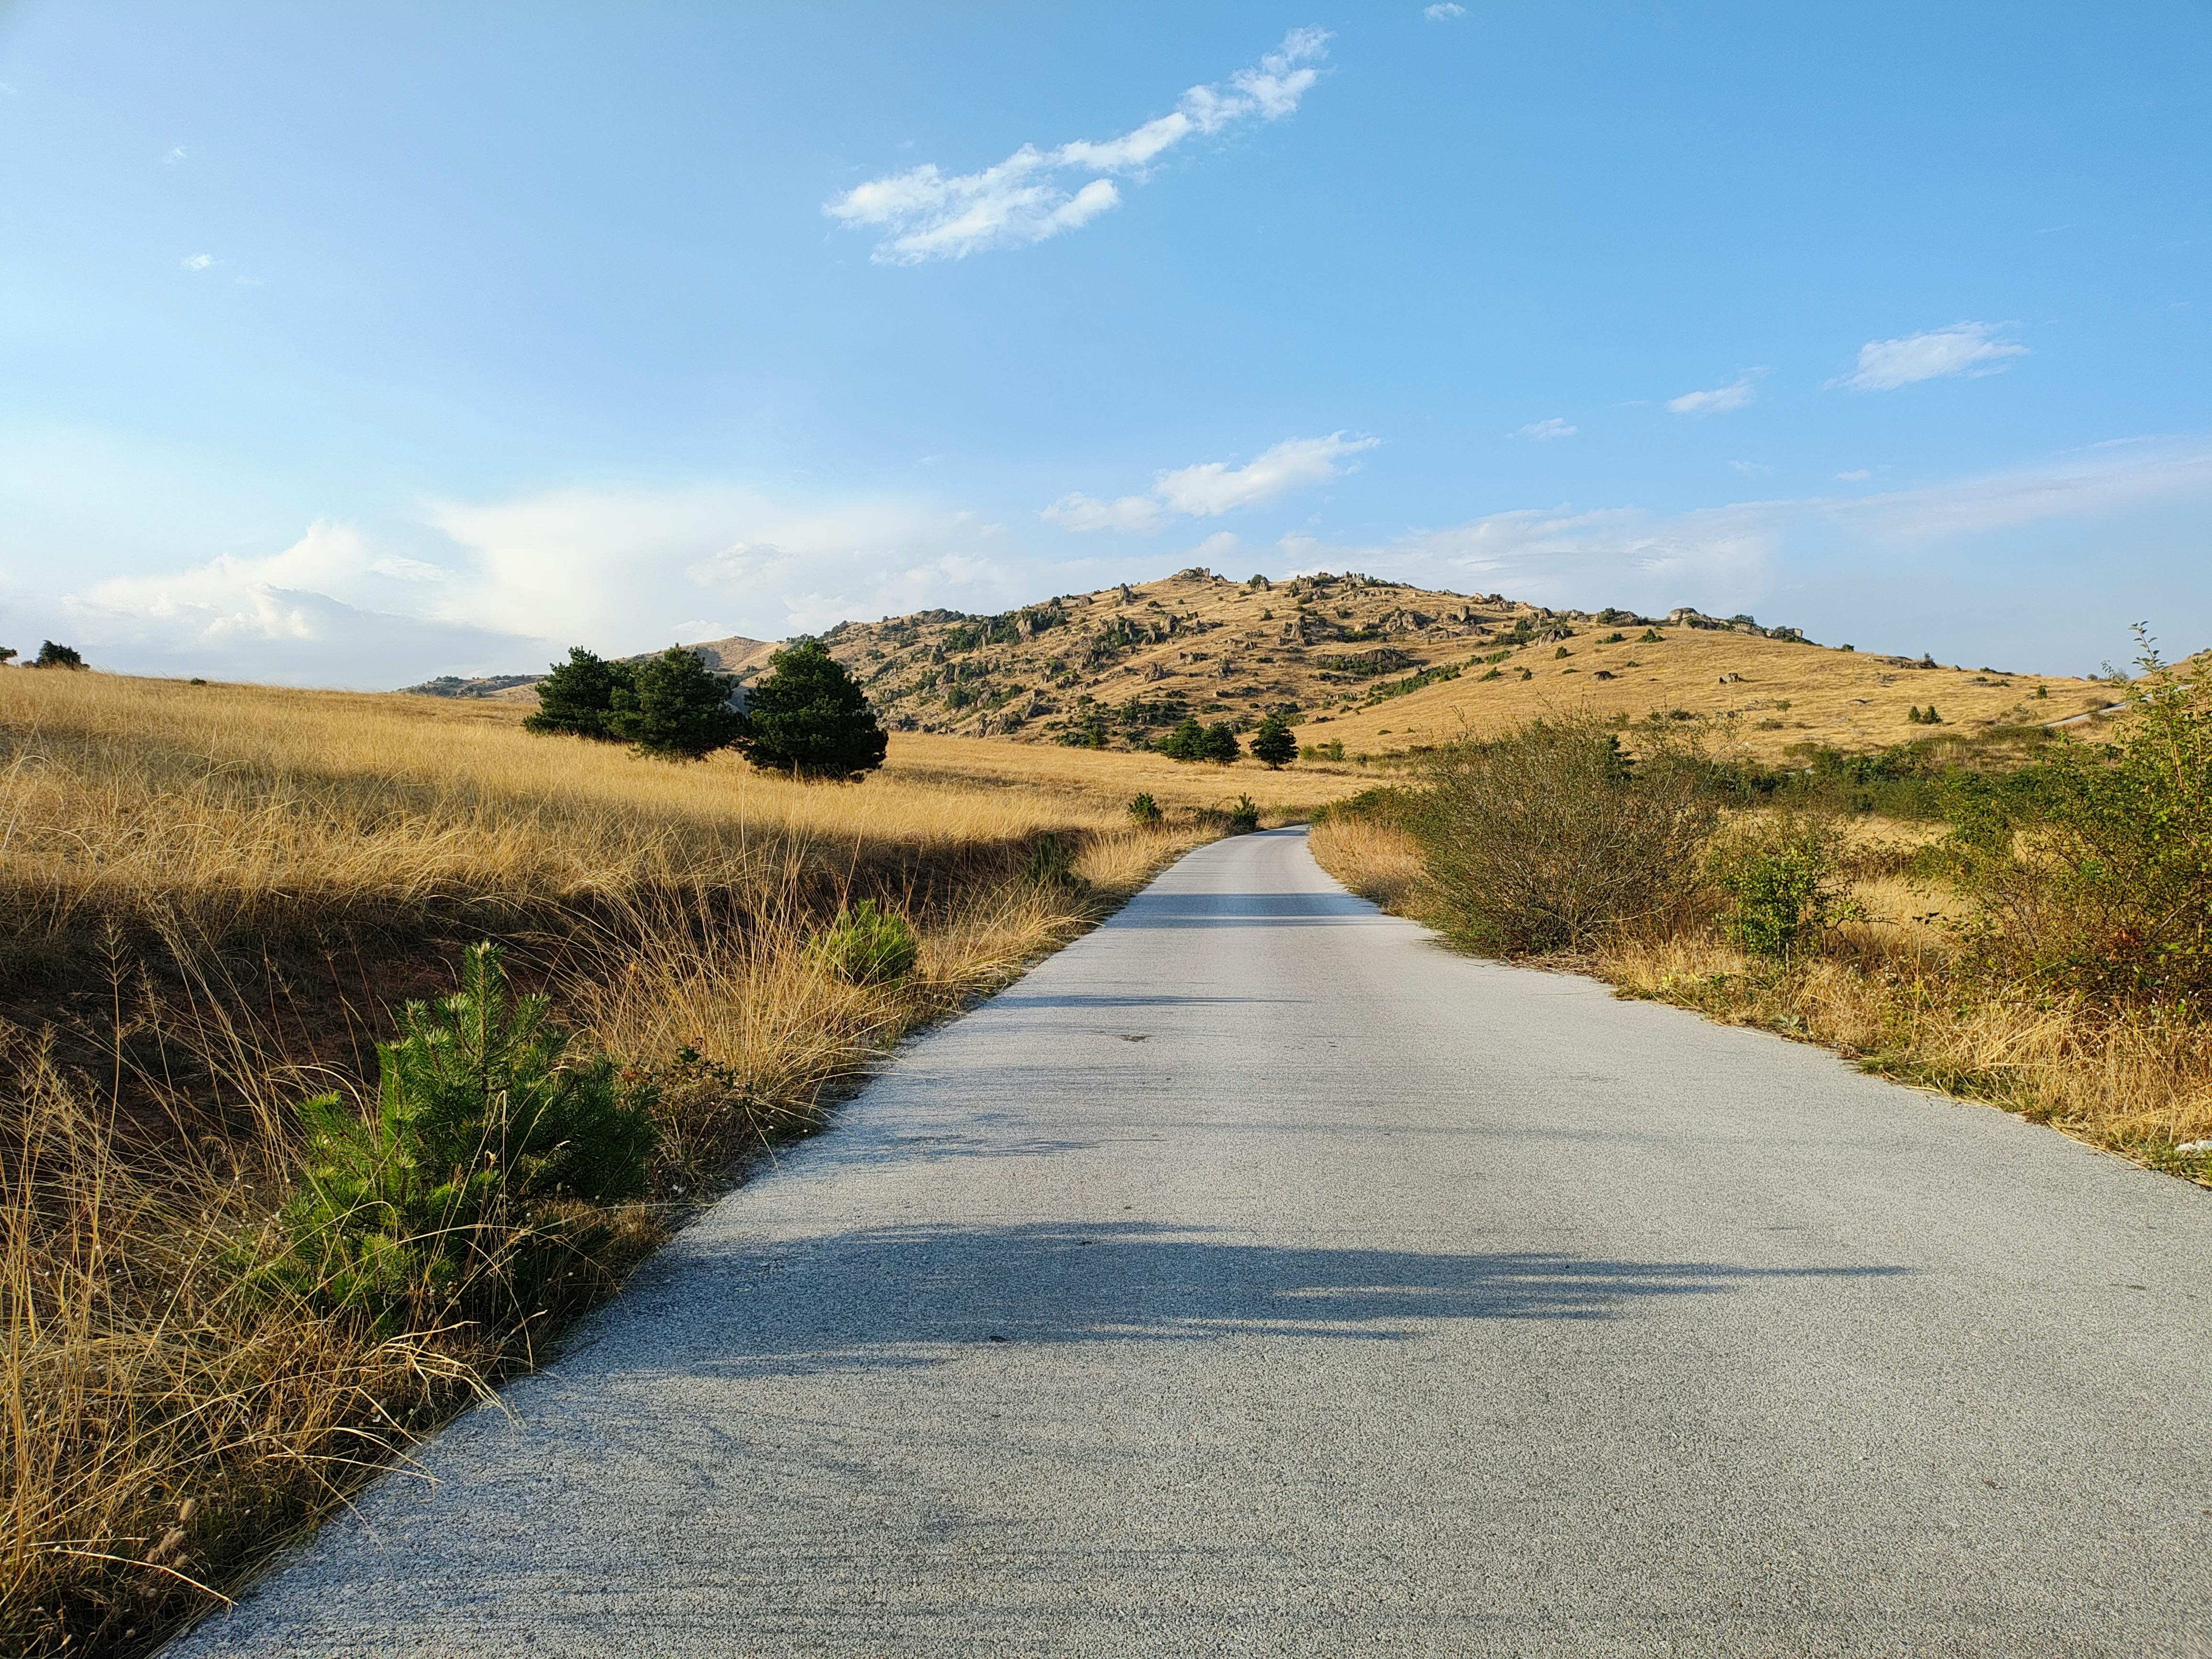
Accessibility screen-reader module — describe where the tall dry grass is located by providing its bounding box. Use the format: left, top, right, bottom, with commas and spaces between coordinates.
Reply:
0, 669, 1206, 1657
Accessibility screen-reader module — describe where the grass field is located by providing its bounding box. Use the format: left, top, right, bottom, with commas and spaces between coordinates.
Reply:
0, 668, 1317, 1658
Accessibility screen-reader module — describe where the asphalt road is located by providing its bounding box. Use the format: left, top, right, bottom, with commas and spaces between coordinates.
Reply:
173, 828, 2212, 1658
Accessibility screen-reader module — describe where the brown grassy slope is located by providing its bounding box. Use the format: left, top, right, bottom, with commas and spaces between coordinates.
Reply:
1307, 625, 2111, 762
801, 567, 2109, 763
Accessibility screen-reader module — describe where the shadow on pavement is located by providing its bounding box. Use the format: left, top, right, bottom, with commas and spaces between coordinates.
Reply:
613, 1222, 1911, 1381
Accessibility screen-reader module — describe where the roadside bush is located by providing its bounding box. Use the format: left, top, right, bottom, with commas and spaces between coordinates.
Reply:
1710, 816, 1852, 959
1415, 715, 1717, 954
1947, 637, 2212, 1012
260, 943, 655, 1334
1228, 794, 1261, 834
807, 898, 920, 985
1127, 792, 1163, 829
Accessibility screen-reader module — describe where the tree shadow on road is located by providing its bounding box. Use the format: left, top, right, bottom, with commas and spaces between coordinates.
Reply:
601, 1222, 1911, 1382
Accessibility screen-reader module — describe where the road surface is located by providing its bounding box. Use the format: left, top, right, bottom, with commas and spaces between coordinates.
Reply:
174, 829, 2212, 1657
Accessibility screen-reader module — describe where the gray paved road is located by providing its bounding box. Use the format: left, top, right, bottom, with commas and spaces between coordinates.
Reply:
175, 829, 2212, 1657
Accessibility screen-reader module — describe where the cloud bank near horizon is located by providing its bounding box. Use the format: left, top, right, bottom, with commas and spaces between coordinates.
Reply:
14, 439, 2210, 689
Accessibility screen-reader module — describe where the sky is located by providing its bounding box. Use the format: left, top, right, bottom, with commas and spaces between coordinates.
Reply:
3, 1, 2208, 686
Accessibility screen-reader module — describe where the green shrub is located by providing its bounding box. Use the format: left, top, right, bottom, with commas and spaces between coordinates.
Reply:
1023, 832, 1085, 890
1228, 794, 1261, 834
260, 943, 654, 1333
807, 899, 920, 984
1127, 792, 1163, 829
1947, 634, 2212, 1011
1415, 715, 1717, 954
1711, 818, 1851, 958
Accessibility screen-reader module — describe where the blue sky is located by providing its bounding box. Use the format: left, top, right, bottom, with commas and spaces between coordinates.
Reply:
4, 2, 2208, 685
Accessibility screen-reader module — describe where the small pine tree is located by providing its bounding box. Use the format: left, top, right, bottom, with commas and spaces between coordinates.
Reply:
263, 943, 654, 1330
525, 647, 631, 740
610, 647, 743, 761
734, 638, 888, 779
1203, 722, 1241, 763
1249, 713, 1297, 769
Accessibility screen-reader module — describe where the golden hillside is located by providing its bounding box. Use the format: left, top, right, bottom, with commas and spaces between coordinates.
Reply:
800, 567, 2112, 763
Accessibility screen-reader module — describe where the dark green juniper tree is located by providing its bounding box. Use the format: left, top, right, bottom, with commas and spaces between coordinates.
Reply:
732, 637, 888, 779
526, 645, 742, 760
612, 647, 744, 761
1249, 712, 1297, 770
525, 647, 631, 740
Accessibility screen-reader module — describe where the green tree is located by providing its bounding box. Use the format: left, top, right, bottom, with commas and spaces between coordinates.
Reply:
610, 646, 743, 761
262, 943, 655, 1331
1157, 717, 1207, 761
1249, 712, 1297, 769
1203, 721, 1241, 764
525, 647, 632, 741
733, 638, 888, 778
32, 641, 84, 669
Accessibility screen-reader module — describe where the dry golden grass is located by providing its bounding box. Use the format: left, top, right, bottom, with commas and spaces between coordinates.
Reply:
1311, 626, 2111, 762
883, 730, 1369, 813
1306, 809, 2212, 1182
0, 667, 1213, 1659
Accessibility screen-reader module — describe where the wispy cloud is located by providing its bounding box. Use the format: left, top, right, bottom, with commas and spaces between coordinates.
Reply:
181, 253, 216, 272
1043, 432, 1375, 533
1831, 322, 2027, 392
1514, 418, 1576, 441
1424, 3, 1467, 18
162, 145, 187, 165
1667, 373, 1760, 415
825, 28, 1331, 264
1836, 468, 1871, 481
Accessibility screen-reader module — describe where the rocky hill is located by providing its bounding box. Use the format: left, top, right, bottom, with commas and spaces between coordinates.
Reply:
408, 567, 2113, 760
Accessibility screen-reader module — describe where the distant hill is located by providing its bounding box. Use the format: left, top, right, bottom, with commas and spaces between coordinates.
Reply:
804, 567, 2111, 761
407, 570, 2115, 760
403, 636, 780, 703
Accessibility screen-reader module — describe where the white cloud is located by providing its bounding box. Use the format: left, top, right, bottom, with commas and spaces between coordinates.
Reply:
1831, 322, 2028, 392
162, 145, 187, 165
825, 28, 1331, 263
181, 253, 215, 271
1836, 469, 1872, 481
1044, 432, 1376, 533
1728, 460, 1772, 476
1667, 374, 1760, 416
1424, 3, 1467, 17
1514, 418, 1576, 441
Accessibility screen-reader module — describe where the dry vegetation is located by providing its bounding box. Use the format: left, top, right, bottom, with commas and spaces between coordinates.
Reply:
421, 567, 2110, 765
1310, 697, 2212, 1184
0, 669, 1239, 1658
